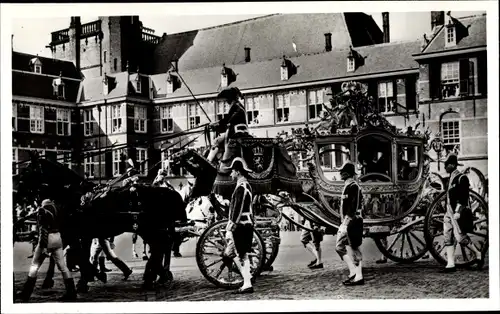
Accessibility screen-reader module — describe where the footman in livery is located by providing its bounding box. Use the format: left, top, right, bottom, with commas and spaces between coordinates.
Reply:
441, 154, 484, 273
17, 199, 77, 302
224, 157, 255, 294
336, 162, 365, 286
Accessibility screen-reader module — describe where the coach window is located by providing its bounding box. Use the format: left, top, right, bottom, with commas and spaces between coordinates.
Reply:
317, 142, 351, 181
357, 135, 392, 182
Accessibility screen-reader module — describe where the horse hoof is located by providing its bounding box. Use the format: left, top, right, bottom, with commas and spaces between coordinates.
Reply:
41, 279, 54, 289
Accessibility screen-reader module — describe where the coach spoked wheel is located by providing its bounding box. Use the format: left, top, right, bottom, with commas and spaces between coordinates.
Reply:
424, 190, 488, 267
195, 219, 266, 289
374, 214, 429, 264
256, 225, 280, 271
463, 167, 488, 199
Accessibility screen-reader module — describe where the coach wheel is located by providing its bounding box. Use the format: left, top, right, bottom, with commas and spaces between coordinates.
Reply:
463, 167, 488, 199
195, 220, 266, 289
424, 190, 488, 267
374, 214, 429, 264
259, 228, 280, 271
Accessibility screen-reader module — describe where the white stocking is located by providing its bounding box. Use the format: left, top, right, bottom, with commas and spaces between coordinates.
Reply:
342, 254, 356, 277
316, 247, 322, 265
304, 243, 316, 260
446, 245, 456, 268
355, 261, 363, 281
241, 255, 252, 289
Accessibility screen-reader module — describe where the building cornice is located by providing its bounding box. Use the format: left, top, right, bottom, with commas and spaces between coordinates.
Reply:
13, 95, 77, 107
153, 68, 419, 104
12, 69, 82, 82
413, 45, 487, 61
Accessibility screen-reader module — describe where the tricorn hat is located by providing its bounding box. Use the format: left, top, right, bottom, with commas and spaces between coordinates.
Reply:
339, 161, 357, 176
444, 153, 463, 166
217, 86, 242, 102
225, 157, 254, 174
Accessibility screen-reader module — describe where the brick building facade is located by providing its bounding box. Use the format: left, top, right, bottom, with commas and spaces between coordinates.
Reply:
12, 11, 488, 183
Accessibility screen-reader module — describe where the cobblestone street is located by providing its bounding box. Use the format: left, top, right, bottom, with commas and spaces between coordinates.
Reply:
13, 232, 489, 302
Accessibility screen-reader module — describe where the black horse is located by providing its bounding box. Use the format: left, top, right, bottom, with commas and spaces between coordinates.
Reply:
15, 152, 188, 296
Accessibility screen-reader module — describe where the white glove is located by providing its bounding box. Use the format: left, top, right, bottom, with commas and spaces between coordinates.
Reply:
453, 212, 460, 220
225, 230, 233, 240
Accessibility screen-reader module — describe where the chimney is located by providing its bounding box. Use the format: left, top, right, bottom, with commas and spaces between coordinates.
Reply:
431, 11, 444, 31
70, 17, 81, 72
324, 33, 332, 52
382, 12, 390, 43
244, 47, 251, 62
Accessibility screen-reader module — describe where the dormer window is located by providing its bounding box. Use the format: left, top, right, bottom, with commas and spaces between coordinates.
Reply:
166, 72, 179, 94
445, 24, 456, 47
52, 72, 65, 100
281, 60, 288, 81
346, 46, 363, 72
103, 75, 109, 96
136, 76, 142, 93
347, 58, 355, 72
30, 57, 42, 74
221, 63, 236, 88
280, 56, 297, 81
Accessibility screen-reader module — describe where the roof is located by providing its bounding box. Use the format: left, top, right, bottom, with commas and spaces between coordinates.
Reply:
12, 71, 81, 102
153, 13, 383, 73
420, 14, 486, 54
151, 40, 421, 100
79, 72, 130, 102
12, 51, 81, 79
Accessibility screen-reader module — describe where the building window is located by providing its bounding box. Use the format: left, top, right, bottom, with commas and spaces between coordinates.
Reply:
307, 89, 324, 121
441, 61, 460, 99
347, 58, 355, 72
29, 105, 44, 134
134, 106, 147, 133
246, 96, 260, 125
114, 58, 118, 71
188, 103, 201, 129
83, 109, 93, 136
276, 93, 290, 124
111, 105, 123, 133
13, 148, 18, 175
83, 154, 97, 178
56, 108, 71, 136
12, 103, 17, 131
57, 151, 72, 168
103, 51, 107, 63
442, 120, 461, 154
34, 65, 42, 74
136, 148, 148, 175
378, 81, 395, 113
216, 101, 230, 121
161, 106, 174, 133
112, 150, 122, 177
